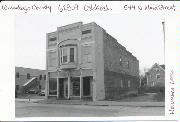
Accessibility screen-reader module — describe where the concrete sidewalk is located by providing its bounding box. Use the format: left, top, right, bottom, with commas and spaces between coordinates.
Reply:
15, 98, 44, 102
88, 101, 165, 107
15, 98, 165, 107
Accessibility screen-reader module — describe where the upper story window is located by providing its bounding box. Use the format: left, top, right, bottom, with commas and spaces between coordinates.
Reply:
82, 30, 91, 35
44, 75, 46, 80
39, 75, 42, 80
155, 68, 160, 72
126, 61, 129, 68
70, 48, 74, 62
49, 37, 57, 42
82, 46, 92, 63
16, 72, 20, 78
128, 80, 131, 88
119, 57, 122, 65
62, 47, 68, 63
27, 73, 30, 79
120, 80, 123, 88
60, 46, 76, 65
156, 74, 160, 80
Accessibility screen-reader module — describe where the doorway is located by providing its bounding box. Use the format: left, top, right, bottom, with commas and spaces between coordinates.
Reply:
58, 78, 68, 99
83, 77, 91, 96
71, 77, 80, 96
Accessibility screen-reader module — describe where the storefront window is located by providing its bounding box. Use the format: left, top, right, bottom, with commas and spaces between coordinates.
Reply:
49, 78, 57, 95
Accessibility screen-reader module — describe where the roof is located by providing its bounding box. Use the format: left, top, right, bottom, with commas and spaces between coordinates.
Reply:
149, 63, 165, 72
160, 64, 165, 69
15, 66, 46, 76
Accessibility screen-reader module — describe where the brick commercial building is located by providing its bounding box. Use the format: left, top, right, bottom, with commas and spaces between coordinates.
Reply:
15, 67, 46, 95
46, 22, 139, 101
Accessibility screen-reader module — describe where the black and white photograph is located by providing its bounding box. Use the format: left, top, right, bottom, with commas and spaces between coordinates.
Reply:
15, 13, 165, 117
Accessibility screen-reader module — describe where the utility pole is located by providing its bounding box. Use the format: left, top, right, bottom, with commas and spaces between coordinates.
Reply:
162, 21, 165, 62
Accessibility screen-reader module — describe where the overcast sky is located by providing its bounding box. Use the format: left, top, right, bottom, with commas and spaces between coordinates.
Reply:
15, 13, 165, 73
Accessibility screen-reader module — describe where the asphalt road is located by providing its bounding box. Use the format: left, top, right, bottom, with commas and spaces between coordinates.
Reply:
15, 101, 165, 117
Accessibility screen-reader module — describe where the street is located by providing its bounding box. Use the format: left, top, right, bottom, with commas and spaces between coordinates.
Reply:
16, 101, 165, 117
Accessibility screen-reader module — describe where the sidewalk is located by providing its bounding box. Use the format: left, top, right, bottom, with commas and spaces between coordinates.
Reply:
88, 101, 165, 107
15, 98, 44, 102
15, 98, 165, 107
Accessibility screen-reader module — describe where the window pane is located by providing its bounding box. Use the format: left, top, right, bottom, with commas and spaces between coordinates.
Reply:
82, 30, 91, 34
49, 78, 57, 95
16, 72, 19, 78
70, 48, 74, 62
71, 77, 80, 96
49, 37, 56, 42
44, 75, 46, 80
63, 48, 68, 63
27, 73, 30, 79
60, 49, 62, 64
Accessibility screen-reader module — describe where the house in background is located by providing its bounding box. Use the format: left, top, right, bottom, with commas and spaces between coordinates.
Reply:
15, 67, 46, 95
146, 63, 165, 88
46, 22, 139, 101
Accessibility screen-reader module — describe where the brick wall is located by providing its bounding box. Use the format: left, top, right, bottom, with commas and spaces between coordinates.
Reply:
104, 70, 139, 100
103, 32, 139, 77
103, 31, 139, 100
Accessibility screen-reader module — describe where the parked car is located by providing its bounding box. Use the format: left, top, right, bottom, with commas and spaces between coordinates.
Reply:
39, 90, 45, 96
26, 89, 38, 94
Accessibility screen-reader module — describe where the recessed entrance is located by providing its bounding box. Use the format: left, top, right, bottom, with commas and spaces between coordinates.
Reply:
71, 77, 80, 96
58, 78, 68, 99
83, 77, 91, 96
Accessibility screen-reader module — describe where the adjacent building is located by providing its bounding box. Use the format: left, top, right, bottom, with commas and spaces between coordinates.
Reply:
15, 67, 46, 94
46, 22, 139, 101
146, 63, 165, 87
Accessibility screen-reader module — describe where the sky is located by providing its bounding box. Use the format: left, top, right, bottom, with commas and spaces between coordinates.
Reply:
15, 13, 165, 73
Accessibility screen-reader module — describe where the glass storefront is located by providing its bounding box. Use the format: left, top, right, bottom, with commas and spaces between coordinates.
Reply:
49, 78, 57, 95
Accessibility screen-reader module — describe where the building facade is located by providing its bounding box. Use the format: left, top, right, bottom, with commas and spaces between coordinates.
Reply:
146, 63, 165, 87
46, 22, 139, 101
15, 67, 46, 94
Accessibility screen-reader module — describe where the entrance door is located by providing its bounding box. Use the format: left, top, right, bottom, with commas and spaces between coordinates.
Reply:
83, 77, 91, 96
71, 77, 80, 96
59, 78, 64, 98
